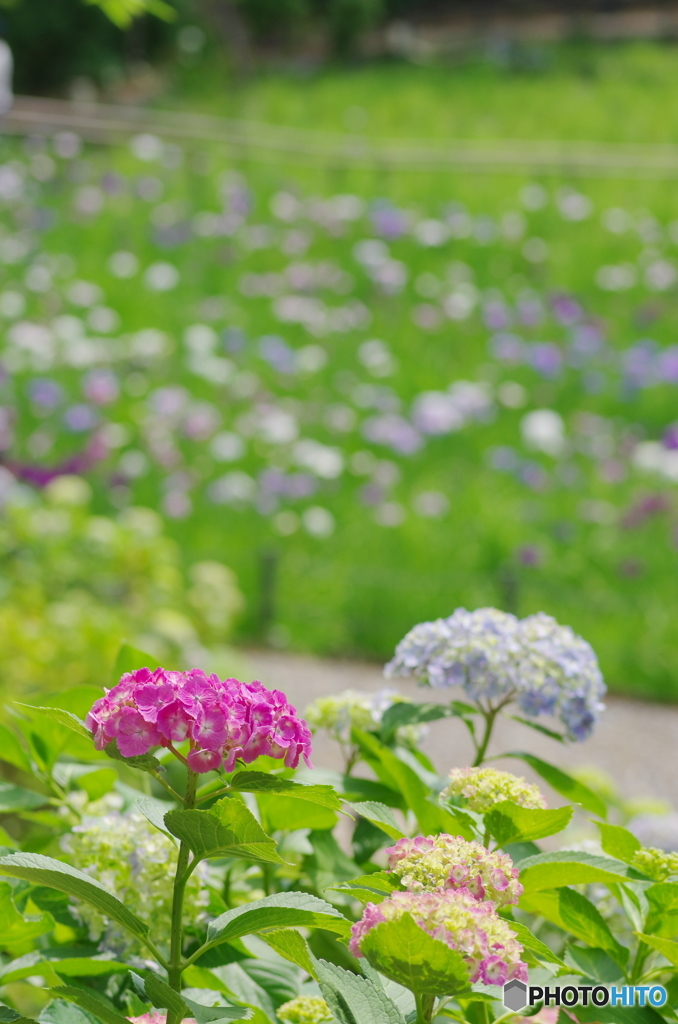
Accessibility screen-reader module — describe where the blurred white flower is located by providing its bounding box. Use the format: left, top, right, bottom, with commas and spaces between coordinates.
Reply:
108, 251, 139, 279
302, 506, 335, 537
145, 262, 180, 292
521, 408, 566, 456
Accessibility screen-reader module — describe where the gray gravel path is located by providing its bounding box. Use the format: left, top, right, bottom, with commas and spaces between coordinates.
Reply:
244, 648, 678, 807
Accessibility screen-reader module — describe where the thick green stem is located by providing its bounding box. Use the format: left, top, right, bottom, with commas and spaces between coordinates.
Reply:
473, 707, 499, 767
166, 769, 198, 1023
414, 993, 436, 1023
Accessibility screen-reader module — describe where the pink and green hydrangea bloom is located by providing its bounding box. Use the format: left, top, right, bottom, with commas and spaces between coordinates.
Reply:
386, 834, 523, 906
349, 889, 528, 987
86, 666, 313, 773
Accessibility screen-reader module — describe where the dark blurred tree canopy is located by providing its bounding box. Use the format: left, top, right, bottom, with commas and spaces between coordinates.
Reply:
0, 0, 676, 94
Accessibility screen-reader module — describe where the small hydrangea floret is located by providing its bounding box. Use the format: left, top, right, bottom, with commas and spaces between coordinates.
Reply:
385, 607, 606, 741
349, 889, 528, 987
386, 834, 523, 907
444, 767, 546, 813
277, 996, 333, 1023
86, 666, 313, 773
632, 846, 678, 882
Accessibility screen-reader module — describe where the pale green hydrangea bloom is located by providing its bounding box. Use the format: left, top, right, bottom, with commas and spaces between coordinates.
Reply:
632, 846, 678, 882
443, 767, 546, 813
277, 995, 333, 1023
305, 688, 422, 745
63, 811, 209, 955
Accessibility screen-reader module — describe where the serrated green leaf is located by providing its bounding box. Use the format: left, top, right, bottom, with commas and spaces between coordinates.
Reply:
645, 882, 678, 936
136, 797, 177, 843
565, 945, 624, 982
558, 887, 628, 965
165, 798, 283, 865
508, 920, 569, 968
0, 780, 46, 813
0, 1007, 37, 1024
570, 1003, 667, 1024
360, 913, 470, 996
339, 776, 405, 810
0, 853, 149, 941
257, 929, 318, 979
597, 822, 641, 863
636, 931, 678, 966
229, 771, 342, 811
326, 871, 400, 905
49, 987, 130, 1024
14, 704, 92, 742
103, 740, 164, 775
380, 702, 470, 742
347, 801, 406, 840
183, 996, 251, 1023
142, 972, 187, 1019
519, 850, 640, 893
484, 800, 573, 845
111, 643, 161, 684
200, 891, 351, 958
0, 951, 128, 985
315, 957, 406, 1024
503, 753, 607, 818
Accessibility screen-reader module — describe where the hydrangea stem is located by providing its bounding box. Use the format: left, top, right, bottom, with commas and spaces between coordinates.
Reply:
414, 992, 436, 1023
167, 768, 198, 1021
473, 706, 500, 766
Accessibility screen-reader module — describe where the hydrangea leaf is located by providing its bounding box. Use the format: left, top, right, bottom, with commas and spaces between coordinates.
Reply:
0, 780, 47, 813
596, 822, 641, 863
571, 1003, 667, 1024
0, 880, 55, 944
257, 928, 318, 979
315, 958, 407, 1024
484, 800, 573, 845
644, 882, 678, 935
636, 932, 678, 967
339, 776, 406, 810
0, 950, 128, 985
326, 871, 401, 905
503, 753, 607, 819
229, 771, 342, 811
14, 703, 92, 741
359, 913, 471, 997
136, 796, 178, 843
0, 852, 149, 941
565, 944, 624, 982
508, 920, 569, 968
103, 740, 165, 775
509, 716, 566, 743
256, 793, 338, 832
519, 850, 640, 893
558, 887, 628, 965
183, 995, 253, 1023
49, 986, 131, 1024
380, 701, 475, 742
201, 891, 351, 957
346, 802, 406, 840
164, 798, 284, 865
0, 724, 32, 772
351, 729, 472, 838
0, 1006, 38, 1024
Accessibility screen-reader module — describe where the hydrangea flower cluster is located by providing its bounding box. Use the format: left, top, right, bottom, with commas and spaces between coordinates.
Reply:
386, 834, 523, 906
349, 889, 528, 987
277, 996, 333, 1023
385, 607, 606, 741
86, 667, 313, 773
632, 846, 678, 882
63, 811, 209, 955
305, 687, 424, 744
128, 1016, 196, 1024
443, 767, 547, 813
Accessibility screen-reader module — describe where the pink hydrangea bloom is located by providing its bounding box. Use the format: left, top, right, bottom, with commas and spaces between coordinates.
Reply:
385, 834, 523, 907
86, 667, 313, 773
128, 1016, 196, 1024
349, 889, 528, 988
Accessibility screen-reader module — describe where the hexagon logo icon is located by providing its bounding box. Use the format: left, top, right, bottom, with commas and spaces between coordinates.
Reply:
503, 980, 528, 1011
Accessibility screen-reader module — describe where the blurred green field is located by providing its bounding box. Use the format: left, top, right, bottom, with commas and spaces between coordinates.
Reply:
5, 41, 678, 699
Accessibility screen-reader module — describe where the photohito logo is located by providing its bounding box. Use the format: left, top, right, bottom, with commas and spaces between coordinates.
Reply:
503, 981, 667, 1011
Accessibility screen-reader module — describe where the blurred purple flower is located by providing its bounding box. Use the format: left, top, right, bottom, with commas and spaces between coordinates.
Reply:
29, 378, 64, 410
64, 404, 99, 432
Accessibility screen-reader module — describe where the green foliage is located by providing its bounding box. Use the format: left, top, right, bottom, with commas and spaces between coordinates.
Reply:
164, 798, 285, 865
314, 958, 406, 1024
483, 800, 573, 845
360, 914, 470, 996
0, 485, 243, 698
